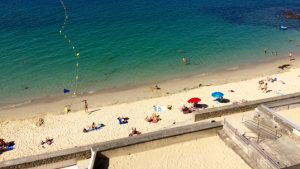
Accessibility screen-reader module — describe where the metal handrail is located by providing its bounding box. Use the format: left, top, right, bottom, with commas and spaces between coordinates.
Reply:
223, 119, 282, 168
261, 105, 300, 132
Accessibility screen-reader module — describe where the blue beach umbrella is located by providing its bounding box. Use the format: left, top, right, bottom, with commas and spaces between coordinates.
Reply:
211, 92, 224, 99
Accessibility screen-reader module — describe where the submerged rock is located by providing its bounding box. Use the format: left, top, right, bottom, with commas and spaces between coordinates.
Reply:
284, 10, 300, 19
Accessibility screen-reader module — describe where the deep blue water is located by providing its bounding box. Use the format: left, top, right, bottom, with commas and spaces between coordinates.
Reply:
0, 0, 300, 105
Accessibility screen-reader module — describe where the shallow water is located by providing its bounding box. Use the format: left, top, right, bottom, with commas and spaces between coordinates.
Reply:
0, 0, 300, 106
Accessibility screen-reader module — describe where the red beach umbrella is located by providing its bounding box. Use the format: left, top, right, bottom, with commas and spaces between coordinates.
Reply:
187, 97, 201, 103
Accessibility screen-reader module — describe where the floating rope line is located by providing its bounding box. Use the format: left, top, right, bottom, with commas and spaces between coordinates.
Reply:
59, 0, 80, 97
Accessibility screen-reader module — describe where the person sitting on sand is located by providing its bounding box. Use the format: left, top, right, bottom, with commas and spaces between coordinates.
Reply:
152, 114, 160, 123
129, 127, 141, 136
83, 122, 97, 133
91, 122, 96, 129
181, 105, 192, 114
262, 82, 268, 92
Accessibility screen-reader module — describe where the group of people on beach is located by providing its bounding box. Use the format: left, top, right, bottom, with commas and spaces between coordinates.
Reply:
264, 48, 296, 61
259, 81, 269, 93
258, 76, 286, 93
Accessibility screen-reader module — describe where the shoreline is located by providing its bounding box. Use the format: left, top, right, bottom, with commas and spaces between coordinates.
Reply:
1, 55, 300, 160
0, 54, 300, 120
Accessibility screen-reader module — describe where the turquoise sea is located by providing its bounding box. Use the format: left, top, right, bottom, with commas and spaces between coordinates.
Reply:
1, 0, 300, 106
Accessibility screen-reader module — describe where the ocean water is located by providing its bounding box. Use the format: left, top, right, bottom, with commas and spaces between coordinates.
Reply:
0, 0, 300, 106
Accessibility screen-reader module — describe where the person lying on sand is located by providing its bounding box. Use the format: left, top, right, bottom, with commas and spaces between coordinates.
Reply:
145, 113, 161, 123
180, 105, 193, 114
129, 127, 141, 136
41, 137, 53, 145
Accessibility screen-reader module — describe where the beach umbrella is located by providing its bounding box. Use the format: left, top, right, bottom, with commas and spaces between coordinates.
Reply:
211, 92, 224, 98
187, 97, 201, 103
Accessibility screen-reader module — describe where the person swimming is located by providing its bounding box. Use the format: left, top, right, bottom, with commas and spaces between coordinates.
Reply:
182, 57, 187, 65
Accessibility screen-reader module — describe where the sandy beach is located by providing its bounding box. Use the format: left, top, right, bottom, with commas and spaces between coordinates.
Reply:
108, 135, 251, 169
1, 58, 300, 161
278, 107, 300, 126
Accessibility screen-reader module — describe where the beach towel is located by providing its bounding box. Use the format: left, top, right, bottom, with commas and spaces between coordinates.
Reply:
6, 145, 14, 151
0, 142, 14, 154
154, 105, 167, 112
154, 105, 162, 112
117, 117, 128, 124
275, 90, 285, 96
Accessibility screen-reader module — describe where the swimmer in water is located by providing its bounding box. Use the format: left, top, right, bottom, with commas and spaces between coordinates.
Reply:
182, 57, 187, 65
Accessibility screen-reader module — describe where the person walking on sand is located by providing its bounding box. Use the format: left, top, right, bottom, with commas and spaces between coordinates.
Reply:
289, 52, 295, 61
83, 100, 88, 112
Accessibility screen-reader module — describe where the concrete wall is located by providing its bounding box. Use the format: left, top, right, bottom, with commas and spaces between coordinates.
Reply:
193, 92, 300, 121
0, 122, 222, 169
223, 119, 282, 169
256, 105, 300, 135
90, 121, 223, 169
0, 150, 90, 169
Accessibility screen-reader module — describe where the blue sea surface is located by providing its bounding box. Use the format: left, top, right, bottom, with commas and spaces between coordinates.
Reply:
0, 0, 300, 105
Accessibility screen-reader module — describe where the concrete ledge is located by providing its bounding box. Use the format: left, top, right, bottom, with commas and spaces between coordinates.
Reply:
91, 121, 222, 153
90, 121, 223, 169
0, 121, 222, 169
193, 92, 300, 121
257, 105, 300, 134
0, 150, 91, 169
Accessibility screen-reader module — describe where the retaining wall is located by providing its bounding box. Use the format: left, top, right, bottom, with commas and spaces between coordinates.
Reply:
193, 92, 300, 121
0, 122, 222, 169
90, 121, 223, 169
223, 119, 282, 169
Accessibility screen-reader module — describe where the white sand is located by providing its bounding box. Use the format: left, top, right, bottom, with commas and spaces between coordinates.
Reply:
278, 107, 300, 126
0, 68, 300, 161
108, 135, 251, 169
